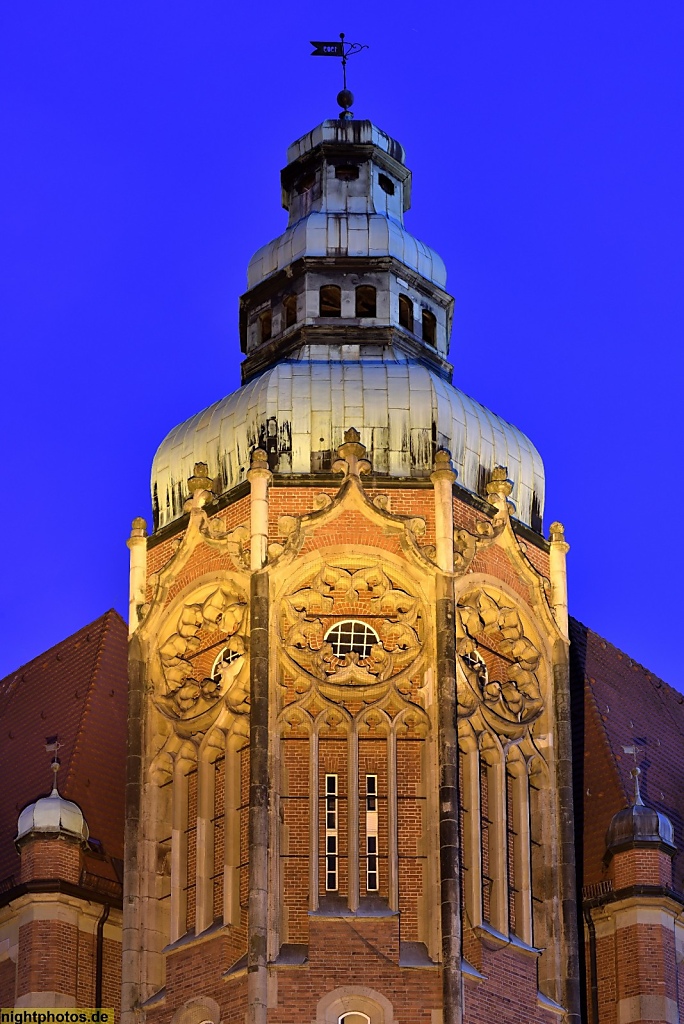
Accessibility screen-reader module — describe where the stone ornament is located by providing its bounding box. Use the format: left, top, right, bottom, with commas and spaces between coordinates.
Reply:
155, 583, 249, 721
280, 562, 423, 705
456, 588, 543, 739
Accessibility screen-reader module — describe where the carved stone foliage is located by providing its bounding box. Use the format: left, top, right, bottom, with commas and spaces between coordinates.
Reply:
279, 562, 424, 705
456, 588, 544, 740
154, 583, 249, 722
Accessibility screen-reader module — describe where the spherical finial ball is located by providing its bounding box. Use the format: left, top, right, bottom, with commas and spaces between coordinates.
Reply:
337, 89, 354, 110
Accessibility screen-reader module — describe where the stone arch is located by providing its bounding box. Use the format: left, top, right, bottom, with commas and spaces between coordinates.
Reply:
315, 985, 394, 1024
170, 996, 220, 1024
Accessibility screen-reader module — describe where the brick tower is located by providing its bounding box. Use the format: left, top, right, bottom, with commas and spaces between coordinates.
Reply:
14, 761, 90, 1007
585, 767, 678, 1024
123, 107, 581, 1024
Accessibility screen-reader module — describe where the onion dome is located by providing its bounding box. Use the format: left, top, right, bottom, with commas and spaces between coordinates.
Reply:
16, 763, 89, 847
605, 768, 675, 856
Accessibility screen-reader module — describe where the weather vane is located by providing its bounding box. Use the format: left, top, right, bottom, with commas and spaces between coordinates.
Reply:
622, 743, 644, 805
310, 34, 369, 120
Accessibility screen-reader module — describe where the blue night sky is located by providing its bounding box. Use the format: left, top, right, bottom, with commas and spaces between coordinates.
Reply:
1, 2, 682, 687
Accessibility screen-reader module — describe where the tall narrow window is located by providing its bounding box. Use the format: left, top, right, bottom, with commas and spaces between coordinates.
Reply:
398, 294, 413, 332
506, 771, 517, 935
366, 774, 379, 892
185, 766, 198, 934
422, 309, 436, 346
480, 761, 491, 923
355, 285, 377, 318
259, 310, 272, 343
320, 285, 341, 317
283, 293, 297, 328
458, 750, 466, 917
325, 774, 339, 891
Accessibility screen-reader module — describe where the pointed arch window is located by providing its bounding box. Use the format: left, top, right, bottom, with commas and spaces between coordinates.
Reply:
320, 285, 342, 318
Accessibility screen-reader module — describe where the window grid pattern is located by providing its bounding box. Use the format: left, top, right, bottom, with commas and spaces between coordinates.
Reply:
185, 767, 198, 933
458, 750, 467, 919
366, 774, 379, 892
506, 771, 517, 934
212, 755, 225, 921
325, 774, 339, 891
324, 620, 380, 660
211, 646, 242, 679
480, 762, 491, 923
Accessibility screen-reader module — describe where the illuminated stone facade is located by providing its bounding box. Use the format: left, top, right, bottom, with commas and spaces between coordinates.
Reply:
122, 116, 580, 1024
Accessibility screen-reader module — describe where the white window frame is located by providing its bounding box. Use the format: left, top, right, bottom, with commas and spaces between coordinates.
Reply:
366, 774, 379, 892
325, 773, 339, 891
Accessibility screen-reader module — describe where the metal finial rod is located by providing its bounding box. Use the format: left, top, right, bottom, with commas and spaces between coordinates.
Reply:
341, 33, 347, 91
45, 734, 62, 794
630, 766, 644, 806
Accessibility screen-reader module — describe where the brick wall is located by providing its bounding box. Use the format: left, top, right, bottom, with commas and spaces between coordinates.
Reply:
20, 836, 81, 884
17, 919, 79, 999
0, 957, 16, 1006
611, 848, 672, 889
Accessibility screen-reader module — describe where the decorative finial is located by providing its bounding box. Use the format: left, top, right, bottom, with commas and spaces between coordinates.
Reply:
249, 448, 270, 472
622, 744, 644, 805
310, 33, 368, 121
432, 448, 456, 479
45, 735, 61, 796
486, 466, 515, 515
630, 767, 644, 806
333, 427, 372, 479
188, 462, 216, 496
549, 521, 566, 543
130, 516, 147, 538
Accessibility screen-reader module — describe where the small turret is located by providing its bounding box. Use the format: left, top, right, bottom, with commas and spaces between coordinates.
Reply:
605, 767, 675, 856
15, 744, 89, 885
605, 767, 675, 890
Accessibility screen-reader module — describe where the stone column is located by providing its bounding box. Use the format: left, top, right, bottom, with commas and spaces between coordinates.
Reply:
122, 630, 145, 1024
552, 633, 582, 1023
247, 449, 271, 1024
548, 522, 570, 639
436, 571, 463, 1024
126, 518, 147, 636
431, 449, 456, 573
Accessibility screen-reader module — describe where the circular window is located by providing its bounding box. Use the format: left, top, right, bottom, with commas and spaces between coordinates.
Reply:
324, 620, 380, 660
211, 645, 243, 679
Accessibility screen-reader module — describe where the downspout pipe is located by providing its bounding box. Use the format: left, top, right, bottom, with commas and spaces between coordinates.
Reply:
95, 903, 111, 1009
583, 906, 599, 1024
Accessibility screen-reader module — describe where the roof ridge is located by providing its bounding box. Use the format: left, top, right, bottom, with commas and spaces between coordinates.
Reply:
569, 615, 673, 693
63, 611, 123, 796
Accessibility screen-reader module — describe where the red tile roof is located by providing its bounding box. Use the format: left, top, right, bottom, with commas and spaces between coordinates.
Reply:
0, 609, 128, 885
570, 617, 684, 892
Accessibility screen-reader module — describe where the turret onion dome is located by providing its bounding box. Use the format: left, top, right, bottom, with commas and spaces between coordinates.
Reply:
151, 118, 545, 533
605, 768, 675, 857
16, 780, 89, 847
